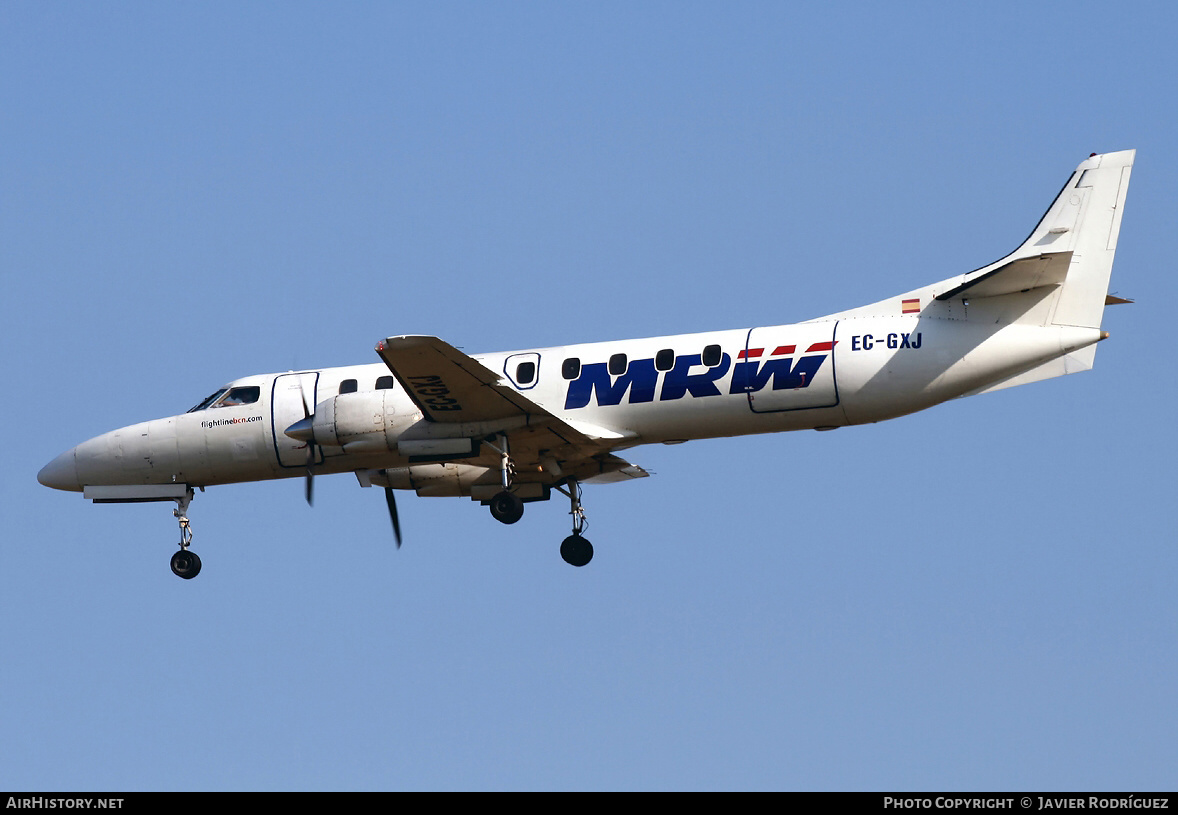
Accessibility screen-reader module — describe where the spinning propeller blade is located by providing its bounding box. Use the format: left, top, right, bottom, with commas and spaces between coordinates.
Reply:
305, 446, 315, 506
385, 486, 402, 548
298, 377, 316, 507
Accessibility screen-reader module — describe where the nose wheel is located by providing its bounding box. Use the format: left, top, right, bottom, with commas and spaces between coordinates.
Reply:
170, 489, 202, 579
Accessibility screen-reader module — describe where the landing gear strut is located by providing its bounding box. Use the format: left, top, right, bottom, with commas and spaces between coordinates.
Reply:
486, 433, 524, 525
169, 488, 202, 579
556, 479, 593, 567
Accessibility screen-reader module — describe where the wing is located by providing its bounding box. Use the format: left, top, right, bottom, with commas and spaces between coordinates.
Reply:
375, 335, 648, 483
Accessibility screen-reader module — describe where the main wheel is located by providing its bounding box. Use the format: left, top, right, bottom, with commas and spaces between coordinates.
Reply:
560, 534, 593, 567
488, 491, 525, 524
170, 549, 202, 579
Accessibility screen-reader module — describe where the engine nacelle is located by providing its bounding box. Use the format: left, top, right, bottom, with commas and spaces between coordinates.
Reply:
372, 462, 491, 497
309, 391, 415, 452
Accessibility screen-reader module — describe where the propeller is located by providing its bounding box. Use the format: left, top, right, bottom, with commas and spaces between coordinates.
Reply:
283, 378, 405, 548
384, 485, 402, 548
297, 377, 317, 506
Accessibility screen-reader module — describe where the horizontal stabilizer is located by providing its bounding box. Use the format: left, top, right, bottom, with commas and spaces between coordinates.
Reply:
935, 251, 1071, 301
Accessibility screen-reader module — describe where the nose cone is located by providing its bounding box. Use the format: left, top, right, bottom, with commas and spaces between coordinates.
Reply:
38, 449, 81, 492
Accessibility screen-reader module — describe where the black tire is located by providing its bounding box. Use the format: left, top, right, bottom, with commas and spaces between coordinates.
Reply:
489, 491, 525, 525
560, 534, 593, 567
170, 550, 202, 579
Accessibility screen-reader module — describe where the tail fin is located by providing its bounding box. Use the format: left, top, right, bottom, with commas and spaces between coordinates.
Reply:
818, 151, 1135, 394
937, 149, 1135, 329
817, 151, 1135, 331
1042, 149, 1134, 329
952, 150, 1135, 394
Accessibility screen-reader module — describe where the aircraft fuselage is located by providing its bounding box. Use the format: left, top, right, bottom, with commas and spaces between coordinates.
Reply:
39, 314, 1103, 494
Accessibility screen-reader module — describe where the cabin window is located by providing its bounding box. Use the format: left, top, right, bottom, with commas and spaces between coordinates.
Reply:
375, 376, 395, 390
702, 344, 722, 367
655, 348, 675, 372
339, 379, 358, 395
516, 361, 536, 385
209, 386, 260, 409
562, 358, 581, 380
608, 353, 628, 375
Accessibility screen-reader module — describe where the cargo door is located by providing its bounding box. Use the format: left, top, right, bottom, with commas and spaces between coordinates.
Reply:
741, 323, 839, 413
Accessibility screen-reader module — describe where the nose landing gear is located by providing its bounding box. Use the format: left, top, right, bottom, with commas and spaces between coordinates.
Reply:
169, 489, 202, 579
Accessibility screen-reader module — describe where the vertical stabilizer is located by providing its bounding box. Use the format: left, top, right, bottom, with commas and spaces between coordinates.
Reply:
1043, 150, 1134, 329
815, 151, 1134, 331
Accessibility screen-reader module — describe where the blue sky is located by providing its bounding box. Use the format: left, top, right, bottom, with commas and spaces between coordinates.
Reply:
2, 1, 1176, 791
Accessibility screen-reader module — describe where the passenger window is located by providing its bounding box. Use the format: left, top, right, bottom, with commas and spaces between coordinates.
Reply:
516, 361, 536, 385
562, 358, 581, 380
339, 379, 358, 395
375, 376, 395, 390
609, 353, 628, 375
702, 344, 722, 367
655, 349, 675, 371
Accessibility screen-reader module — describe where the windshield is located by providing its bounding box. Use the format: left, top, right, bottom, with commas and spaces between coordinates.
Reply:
186, 386, 261, 413
188, 389, 228, 413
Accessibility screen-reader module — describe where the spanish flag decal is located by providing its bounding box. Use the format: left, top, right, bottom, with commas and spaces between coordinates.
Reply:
902, 298, 921, 314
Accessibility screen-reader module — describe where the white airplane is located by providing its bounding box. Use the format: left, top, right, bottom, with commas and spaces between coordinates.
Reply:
39, 150, 1135, 577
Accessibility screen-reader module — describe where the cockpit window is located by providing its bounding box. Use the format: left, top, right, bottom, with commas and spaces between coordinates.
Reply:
188, 389, 228, 413
188, 386, 260, 412
212, 386, 261, 408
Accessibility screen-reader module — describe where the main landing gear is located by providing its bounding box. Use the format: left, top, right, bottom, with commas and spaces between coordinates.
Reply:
482, 433, 593, 567
169, 488, 202, 579
489, 490, 524, 524
486, 433, 525, 525
490, 480, 592, 566
556, 480, 592, 567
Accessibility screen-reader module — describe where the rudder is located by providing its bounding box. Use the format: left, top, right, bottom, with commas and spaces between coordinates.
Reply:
1033, 150, 1134, 329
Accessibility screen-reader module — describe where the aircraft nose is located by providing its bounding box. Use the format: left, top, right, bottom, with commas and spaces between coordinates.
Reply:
38, 449, 81, 492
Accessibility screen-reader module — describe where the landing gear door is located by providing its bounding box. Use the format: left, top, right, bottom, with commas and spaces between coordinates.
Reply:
272, 372, 323, 467
742, 323, 839, 413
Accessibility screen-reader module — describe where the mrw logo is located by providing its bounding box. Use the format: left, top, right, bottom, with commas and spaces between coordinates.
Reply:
564, 343, 835, 409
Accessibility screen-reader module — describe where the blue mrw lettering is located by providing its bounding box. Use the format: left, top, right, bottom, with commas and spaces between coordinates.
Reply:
729, 356, 826, 394
564, 359, 658, 409
659, 354, 731, 401
563, 351, 829, 409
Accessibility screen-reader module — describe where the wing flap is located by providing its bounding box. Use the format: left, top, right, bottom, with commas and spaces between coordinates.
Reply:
577, 454, 651, 483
